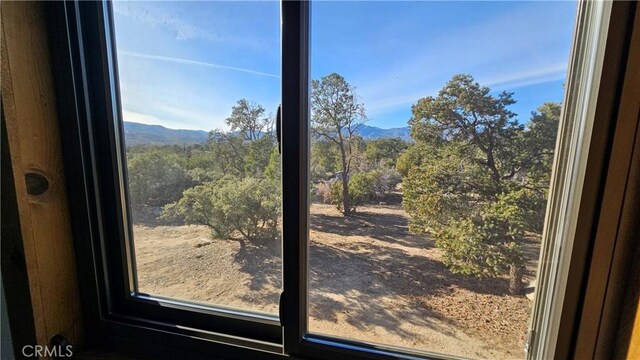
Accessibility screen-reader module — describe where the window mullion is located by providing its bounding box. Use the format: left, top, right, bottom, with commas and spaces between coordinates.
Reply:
281, 0, 310, 355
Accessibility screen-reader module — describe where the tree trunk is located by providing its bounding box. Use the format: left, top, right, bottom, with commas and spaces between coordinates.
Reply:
509, 264, 524, 295
338, 141, 351, 216
342, 175, 351, 216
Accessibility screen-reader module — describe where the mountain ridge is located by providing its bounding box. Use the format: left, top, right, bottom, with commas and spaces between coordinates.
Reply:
124, 122, 209, 146
123, 121, 411, 146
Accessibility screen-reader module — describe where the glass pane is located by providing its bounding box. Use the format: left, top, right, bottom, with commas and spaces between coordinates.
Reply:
308, 1, 577, 358
113, 0, 282, 315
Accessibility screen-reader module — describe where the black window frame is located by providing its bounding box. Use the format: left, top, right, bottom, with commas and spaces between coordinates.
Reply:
47, 0, 634, 359
50, 0, 287, 358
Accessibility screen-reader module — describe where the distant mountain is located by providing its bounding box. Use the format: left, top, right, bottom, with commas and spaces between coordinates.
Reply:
123, 121, 411, 146
123, 122, 209, 146
357, 125, 411, 141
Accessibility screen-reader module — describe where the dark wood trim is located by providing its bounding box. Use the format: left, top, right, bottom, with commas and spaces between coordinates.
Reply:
554, 1, 639, 359
611, 111, 640, 360
578, 4, 640, 358
613, 160, 640, 359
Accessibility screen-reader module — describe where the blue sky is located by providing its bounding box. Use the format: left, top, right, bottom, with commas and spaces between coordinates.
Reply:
113, 1, 577, 131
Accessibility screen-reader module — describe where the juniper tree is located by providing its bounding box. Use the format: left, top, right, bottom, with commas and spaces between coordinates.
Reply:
403, 74, 559, 294
311, 73, 367, 216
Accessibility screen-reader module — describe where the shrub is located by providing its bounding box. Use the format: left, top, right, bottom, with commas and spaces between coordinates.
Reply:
245, 136, 276, 176
329, 181, 347, 211
329, 172, 375, 212
434, 192, 527, 294
127, 149, 193, 207
324, 169, 401, 212
396, 144, 430, 177
349, 172, 377, 205
161, 176, 281, 244
187, 168, 218, 184
371, 168, 401, 198
264, 147, 281, 180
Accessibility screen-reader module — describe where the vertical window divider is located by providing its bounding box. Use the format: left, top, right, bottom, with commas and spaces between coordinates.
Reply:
281, 0, 310, 355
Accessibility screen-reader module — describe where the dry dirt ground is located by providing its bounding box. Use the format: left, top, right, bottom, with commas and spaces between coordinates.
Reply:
132, 202, 539, 359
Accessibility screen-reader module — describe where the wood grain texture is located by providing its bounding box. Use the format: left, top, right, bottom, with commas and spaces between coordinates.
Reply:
1, 0, 82, 348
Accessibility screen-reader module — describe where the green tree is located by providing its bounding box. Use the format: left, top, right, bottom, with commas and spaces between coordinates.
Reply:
310, 139, 340, 182
435, 191, 527, 293
329, 172, 375, 213
185, 148, 219, 183
518, 102, 561, 232
402, 144, 484, 231
395, 143, 430, 177
311, 73, 367, 216
409, 74, 522, 191
244, 135, 276, 176
264, 147, 281, 181
206, 100, 277, 179
127, 149, 193, 207
328, 168, 401, 212
403, 74, 559, 294
365, 138, 409, 168
226, 99, 273, 141
162, 176, 280, 246
208, 130, 246, 177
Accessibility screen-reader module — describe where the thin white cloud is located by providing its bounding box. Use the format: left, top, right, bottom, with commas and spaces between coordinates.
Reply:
481, 63, 567, 88
155, 102, 227, 129
367, 64, 567, 114
358, 2, 574, 117
118, 51, 280, 78
112, 2, 271, 51
366, 63, 567, 114
113, 2, 220, 42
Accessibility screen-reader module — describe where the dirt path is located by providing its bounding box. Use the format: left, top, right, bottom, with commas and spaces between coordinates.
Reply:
132, 203, 539, 359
